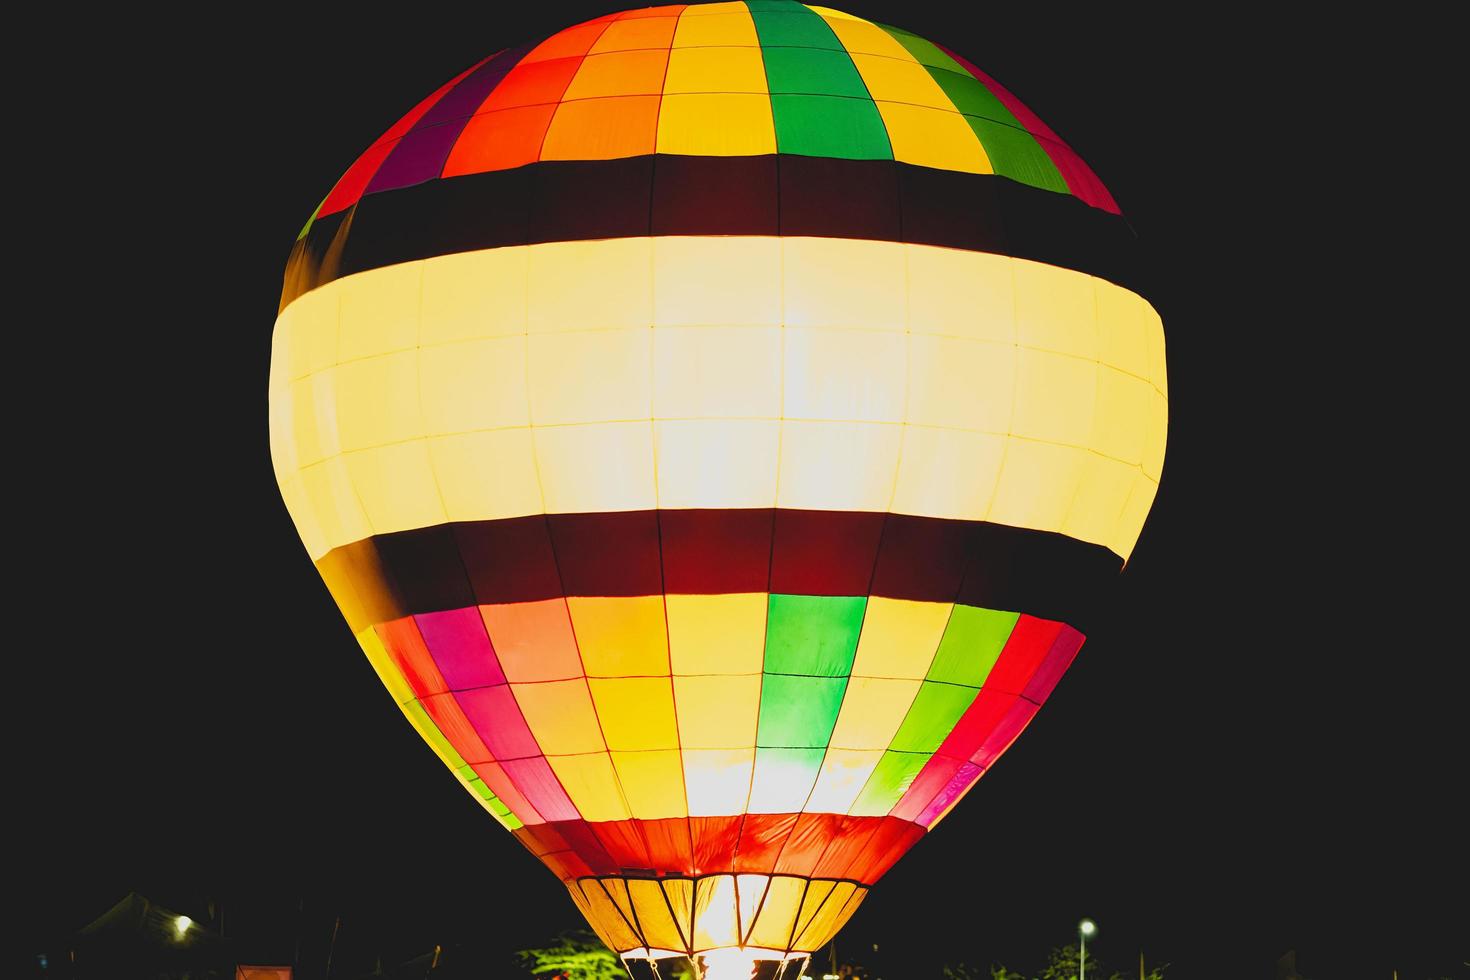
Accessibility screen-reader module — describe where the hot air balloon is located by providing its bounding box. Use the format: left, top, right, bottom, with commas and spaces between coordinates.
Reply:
268, 2, 1166, 974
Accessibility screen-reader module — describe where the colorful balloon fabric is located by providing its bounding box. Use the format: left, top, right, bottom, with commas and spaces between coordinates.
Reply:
269, 0, 1166, 964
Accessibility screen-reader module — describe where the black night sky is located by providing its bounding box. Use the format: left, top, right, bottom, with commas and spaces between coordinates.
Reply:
16, 5, 1462, 979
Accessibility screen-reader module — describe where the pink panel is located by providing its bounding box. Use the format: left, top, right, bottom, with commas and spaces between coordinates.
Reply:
415, 607, 506, 689
375, 617, 449, 698
472, 760, 545, 824
916, 762, 983, 827
453, 684, 541, 760
1022, 624, 1085, 704
969, 698, 1041, 771
501, 757, 581, 822
890, 753, 966, 822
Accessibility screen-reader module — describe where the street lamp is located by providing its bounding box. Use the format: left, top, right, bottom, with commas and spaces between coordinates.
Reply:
174, 915, 192, 938
1078, 920, 1097, 980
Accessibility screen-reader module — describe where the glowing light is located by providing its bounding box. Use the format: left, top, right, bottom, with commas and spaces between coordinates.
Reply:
701, 948, 758, 980
174, 915, 192, 936
1079, 918, 1097, 937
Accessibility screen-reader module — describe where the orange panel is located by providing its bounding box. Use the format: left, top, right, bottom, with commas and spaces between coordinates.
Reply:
563, 50, 671, 100
540, 95, 662, 161
590, 14, 682, 52
523, 21, 612, 63
443, 105, 559, 176
618, 4, 687, 20
479, 56, 584, 111
480, 600, 585, 682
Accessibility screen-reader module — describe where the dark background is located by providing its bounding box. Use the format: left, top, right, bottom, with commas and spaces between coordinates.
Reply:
14, 4, 1461, 979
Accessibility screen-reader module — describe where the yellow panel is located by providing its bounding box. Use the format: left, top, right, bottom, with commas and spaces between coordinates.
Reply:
692, 875, 740, 949
611, 749, 688, 818
820, 886, 865, 944
1011, 349, 1098, 447
682, 748, 755, 816
589, 677, 680, 751
527, 328, 652, 427
814, 10, 914, 58
426, 428, 544, 523
298, 457, 372, 553
655, 420, 781, 509
511, 679, 606, 755
568, 595, 670, 677
664, 46, 769, 94
546, 752, 631, 822
1143, 389, 1168, 482
782, 328, 907, 423
793, 882, 859, 951
1092, 367, 1151, 464
849, 53, 955, 109
653, 236, 781, 326
562, 49, 671, 100
1116, 472, 1159, 557
1147, 305, 1168, 398
875, 101, 991, 173
782, 237, 906, 331
419, 336, 529, 434
666, 593, 767, 676
419, 247, 528, 345
776, 420, 902, 512
1094, 277, 1153, 381
827, 676, 924, 747
653, 326, 781, 419
628, 878, 685, 952
571, 882, 640, 952
904, 247, 1015, 343
671, 11, 759, 46
736, 875, 769, 945
278, 476, 327, 559
527, 238, 653, 334
791, 881, 837, 948
356, 627, 414, 704
674, 674, 761, 748
344, 441, 447, 536
680, 1, 747, 14
656, 93, 776, 155
1061, 453, 1137, 549
904, 335, 1015, 432
746, 876, 805, 951
987, 439, 1086, 533
805, 748, 885, 813
336, 261, 422, 362
333, 351, 422, 453
533, 421, 657, 513
287, 374, 336, 468
851, 597, 952, 679
663, 878, 696, 951
890, 426, 1006, 523
1013, 259, 1098, 359
277, 285, 339, 381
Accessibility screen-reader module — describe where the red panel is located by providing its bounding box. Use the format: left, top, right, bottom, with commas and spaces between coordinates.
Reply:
453, 685, 540, 760
420, 691, 493, 764
809, 815, 884, 879
774, 812, 842, 876
375, 617, 448, 698
769, 510, 885, 596
869, 515, 970, 602
889, 754, 966, 823
933, 688, 1022, 761
501, 757, 581, 822
552, 819, 621, 875
690, 815, 744, 874
443, 104, 560, 177
984, 615, 1064, 695
479, 56, 584, 111
915, 761, 982, 827
591, 819, 654, 871
547, 511, 663, 596
659, 509, 773, 594
733, 812, 799, 873
518, 821, 574, 856
541, 849, 595, 881
454, 517, 563, 605
845, 817, 925, 884
471, 761, 544, 823
317, 57, 488, 217
1022, 624, 1085, 704
969, 698, 1040, 771
642, 817, 695, 871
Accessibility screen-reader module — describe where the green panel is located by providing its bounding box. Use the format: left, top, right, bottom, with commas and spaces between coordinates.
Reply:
888, 681, 978, 753
927, 67, 1023, 127
771, 94, 893, 159
405, 700, 469, 769
757, 674, 849, 747
765, 594, 867, 675
297, 196, 325, 240
928, 606, 1020, 686
966, 116, 1070, 192
851, 750, 930, 815
745, 0, 807, 11
762, 47, 871, 97
875, 24, 967, 73
751, 9, 846, 50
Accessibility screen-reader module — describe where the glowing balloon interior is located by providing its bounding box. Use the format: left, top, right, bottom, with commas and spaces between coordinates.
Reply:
269, 0, 1166, 965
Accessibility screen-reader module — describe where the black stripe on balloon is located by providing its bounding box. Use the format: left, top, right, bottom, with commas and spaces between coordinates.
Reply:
314, 509, 1122, 636
280, 154, 1145, 312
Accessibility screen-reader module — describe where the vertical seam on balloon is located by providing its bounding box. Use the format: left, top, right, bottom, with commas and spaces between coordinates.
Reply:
597, 878, 648, 954
741, 874, 773, 947
656, 877, 693, 954
782, 876, 810, 955
1060, 278, 1105, 544
803, 3, 894, 161
981, 257, 1022, 523
648, 5, 687, 158
413, 262, 455, 535
867, 21, 992, 173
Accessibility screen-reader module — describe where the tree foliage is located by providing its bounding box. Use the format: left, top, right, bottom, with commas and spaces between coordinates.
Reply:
518, 931, 629, 980
969, 944, 1168, 980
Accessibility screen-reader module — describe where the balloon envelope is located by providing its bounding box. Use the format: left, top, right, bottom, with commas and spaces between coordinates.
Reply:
269, 0, 1166, 962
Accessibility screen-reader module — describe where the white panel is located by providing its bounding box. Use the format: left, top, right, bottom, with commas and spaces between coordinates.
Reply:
419, 336, 530, 434
904, 335, 1015, 432
782, 237, 906, 331
654, 236, 782, 326
782, 328, 907, 423
527, 238, 653, 334
428, 428, 544, 521
655, 419, 781, 509
776, 420, 902, 511
533, 421, 657, 513
528, 328, 652, 426
653, 326, 782, 419
889, 426, 1005, 522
